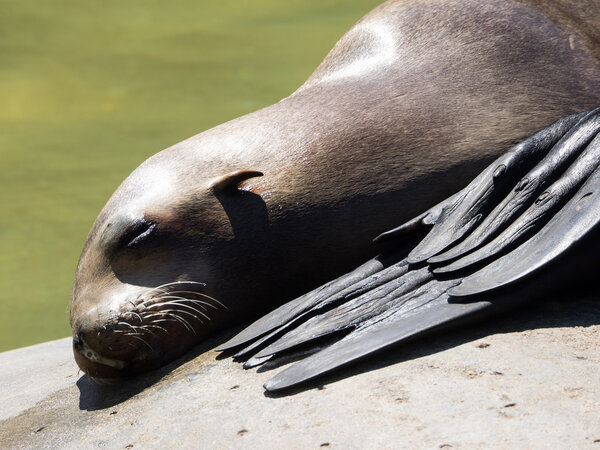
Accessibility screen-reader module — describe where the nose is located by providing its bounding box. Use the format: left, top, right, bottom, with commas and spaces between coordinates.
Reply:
71, 313, 106, 361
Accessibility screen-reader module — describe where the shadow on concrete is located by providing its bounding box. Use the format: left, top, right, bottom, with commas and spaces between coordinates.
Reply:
262, 291, 600, 397
76, 326, 242, 411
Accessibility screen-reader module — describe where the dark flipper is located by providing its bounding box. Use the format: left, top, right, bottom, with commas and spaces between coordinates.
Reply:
216, 253, 404, 351
218, 109, 600, 392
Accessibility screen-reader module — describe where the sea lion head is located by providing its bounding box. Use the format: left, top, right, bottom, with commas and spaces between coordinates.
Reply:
70, 142, 271, 378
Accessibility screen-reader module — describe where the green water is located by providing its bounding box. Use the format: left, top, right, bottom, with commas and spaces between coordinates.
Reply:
0, 0, 381, 351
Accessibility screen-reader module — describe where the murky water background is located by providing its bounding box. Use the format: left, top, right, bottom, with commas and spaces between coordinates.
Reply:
0, 0, 381, 350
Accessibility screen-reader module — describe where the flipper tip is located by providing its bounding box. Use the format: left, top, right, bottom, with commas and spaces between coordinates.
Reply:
243, 355, 272, 369
263, 373, 301, 392
373, 211, 429, 243
448, 280, 495, 297
215, 338, 242, 352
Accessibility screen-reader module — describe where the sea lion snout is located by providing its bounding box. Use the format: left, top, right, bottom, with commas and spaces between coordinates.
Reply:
71, 267, 229, 377
70, 283, 148, 377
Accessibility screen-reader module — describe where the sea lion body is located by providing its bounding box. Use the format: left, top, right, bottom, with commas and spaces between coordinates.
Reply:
71, 0, 600, 377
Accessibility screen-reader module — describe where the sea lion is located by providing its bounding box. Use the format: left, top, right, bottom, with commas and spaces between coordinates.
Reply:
70, 0, 600, 378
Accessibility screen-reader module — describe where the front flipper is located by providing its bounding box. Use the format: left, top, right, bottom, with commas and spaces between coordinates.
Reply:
219, 108, 600, 392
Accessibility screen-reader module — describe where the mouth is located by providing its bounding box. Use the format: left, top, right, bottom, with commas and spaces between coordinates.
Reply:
73, 334, 127, 369
72, 334, 130, 379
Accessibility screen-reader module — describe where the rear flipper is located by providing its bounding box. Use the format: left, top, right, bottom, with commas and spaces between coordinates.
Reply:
217, 108, 600, 392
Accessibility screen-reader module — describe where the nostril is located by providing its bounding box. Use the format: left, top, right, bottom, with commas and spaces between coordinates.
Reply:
73, 332, 83, 351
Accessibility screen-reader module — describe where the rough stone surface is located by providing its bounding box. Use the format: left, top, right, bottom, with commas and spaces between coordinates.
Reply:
1, 297, 599, 449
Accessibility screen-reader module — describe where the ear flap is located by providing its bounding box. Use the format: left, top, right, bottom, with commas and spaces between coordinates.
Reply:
209, 170, 263, 192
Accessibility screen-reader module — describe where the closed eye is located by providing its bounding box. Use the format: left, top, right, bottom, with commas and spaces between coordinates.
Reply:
128, 222, 156, 247
120, 219, 157, 248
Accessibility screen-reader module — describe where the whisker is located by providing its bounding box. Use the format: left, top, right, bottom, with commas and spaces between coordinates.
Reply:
112, 327, 135, 333
155, 294, 208, 305
165, 312, 196, 334
143, 284, 227, 309
128, 335, 155, 352
127, 312, 143, 323
147, 281, 207, 295
147, 299, 212, 321
157, 297, 208, 309
154, 308, 207, 324
117, 322, 144, 335
159, 293, 216, 310
185, 299, 221, 310
146, 311, 194, 331
165, 290, 225, 309
138, 325, 158, 338
143, 313, 173, 321
152, 318, 179, 324
142, 294, 226, 311
145, 323, 169, 334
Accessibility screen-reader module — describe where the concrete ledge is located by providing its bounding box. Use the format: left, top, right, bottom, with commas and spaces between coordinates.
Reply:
1, 296, 599, 448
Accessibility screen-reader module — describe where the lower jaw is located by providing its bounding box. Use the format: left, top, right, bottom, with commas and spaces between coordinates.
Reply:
73, 349, 132, 378
73, 343, 184, 379
72, 325, 213, 379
